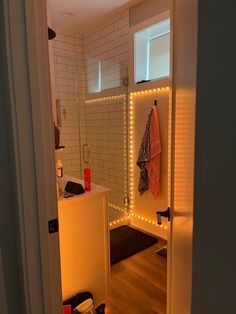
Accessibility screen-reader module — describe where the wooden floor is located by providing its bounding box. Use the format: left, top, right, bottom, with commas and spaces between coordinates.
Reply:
105, 238, 167, 314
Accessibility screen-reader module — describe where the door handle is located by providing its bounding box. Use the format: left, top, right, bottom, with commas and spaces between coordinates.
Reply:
156, 207, 170, 225
82, 144, 91, 164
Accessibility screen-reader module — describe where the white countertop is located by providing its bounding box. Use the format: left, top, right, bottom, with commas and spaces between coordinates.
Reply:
57, 175, 110, 203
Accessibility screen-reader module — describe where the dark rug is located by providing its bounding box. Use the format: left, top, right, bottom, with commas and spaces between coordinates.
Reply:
156, 246, 167, 258
110, 225, 158, 265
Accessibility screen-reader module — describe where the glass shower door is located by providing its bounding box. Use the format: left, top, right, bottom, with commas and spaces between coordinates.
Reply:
79, 58, 129, 223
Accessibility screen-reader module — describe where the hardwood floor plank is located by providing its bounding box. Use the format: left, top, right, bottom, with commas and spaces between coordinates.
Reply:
105, 239, 167, 313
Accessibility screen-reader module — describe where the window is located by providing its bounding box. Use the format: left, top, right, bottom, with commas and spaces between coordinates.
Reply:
134, 19, 170, 83
86, 59, 127, 94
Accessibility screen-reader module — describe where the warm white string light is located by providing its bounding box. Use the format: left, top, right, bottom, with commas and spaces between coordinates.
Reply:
129, 213, 168, 229
109, 216, 130, 227
123, 93, 129, 210
128, 93, 134, 215
85, 94, 125, 104
86, 87, 170, 229
109, 203, 127, 214
129, 86, 170, 229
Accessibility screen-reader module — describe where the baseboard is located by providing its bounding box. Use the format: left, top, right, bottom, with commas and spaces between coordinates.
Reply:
109, 216, 130, 230
130, 216, 168, 240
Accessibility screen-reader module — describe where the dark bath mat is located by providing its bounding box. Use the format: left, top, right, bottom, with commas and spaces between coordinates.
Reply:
110, 225, 158, 265
156, 246, 167, 258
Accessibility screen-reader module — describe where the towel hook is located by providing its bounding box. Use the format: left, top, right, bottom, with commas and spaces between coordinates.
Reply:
154, 99, 158, 106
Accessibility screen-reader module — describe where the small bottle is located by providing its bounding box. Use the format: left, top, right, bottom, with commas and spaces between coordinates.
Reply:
56, 159, 63, 178
84, 168, 91, 191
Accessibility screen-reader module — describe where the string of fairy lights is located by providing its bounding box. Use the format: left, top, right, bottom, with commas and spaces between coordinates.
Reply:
85, 87, 170, 229
127, 87, 170, 229
85, 94, 125, 104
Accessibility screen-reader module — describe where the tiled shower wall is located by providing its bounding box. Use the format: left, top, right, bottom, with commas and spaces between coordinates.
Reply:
83, 10, 130, 67
52, 9, 130, 208
82, 10, 130, 207
53, 32, 84, 178
84, 94, 128, 206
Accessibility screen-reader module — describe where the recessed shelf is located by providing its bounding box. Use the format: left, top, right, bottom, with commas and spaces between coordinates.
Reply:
55, 146, 65, 151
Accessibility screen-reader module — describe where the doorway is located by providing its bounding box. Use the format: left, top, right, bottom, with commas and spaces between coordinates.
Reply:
0, 0, 197, 312
50, 5, 170, 312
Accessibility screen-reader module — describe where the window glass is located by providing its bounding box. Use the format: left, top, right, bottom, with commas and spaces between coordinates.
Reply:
149, 33, 170, 80
134, 18, 170, 83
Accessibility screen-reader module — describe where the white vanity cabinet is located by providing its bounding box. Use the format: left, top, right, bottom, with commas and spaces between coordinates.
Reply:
58, 177, 110, 306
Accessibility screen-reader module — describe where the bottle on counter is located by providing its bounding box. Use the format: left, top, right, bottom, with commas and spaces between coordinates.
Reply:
56, 159, 63, 178
84, 168, 91, 191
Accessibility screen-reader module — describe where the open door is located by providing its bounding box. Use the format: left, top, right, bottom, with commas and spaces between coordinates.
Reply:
1, 0, 63, 312
167, 0, 198, 313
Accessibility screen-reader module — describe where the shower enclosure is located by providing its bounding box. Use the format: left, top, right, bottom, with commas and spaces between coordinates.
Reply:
54, 53, 129, 223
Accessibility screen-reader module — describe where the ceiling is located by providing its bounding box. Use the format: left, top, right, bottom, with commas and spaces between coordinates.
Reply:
48, 0, 142, 34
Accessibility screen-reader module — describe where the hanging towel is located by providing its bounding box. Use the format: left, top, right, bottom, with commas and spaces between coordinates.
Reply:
136, 109, 153, 195
146, 106, 161, 198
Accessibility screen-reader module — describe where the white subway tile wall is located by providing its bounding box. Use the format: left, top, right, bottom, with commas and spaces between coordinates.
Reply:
53, 9, 130, 208
53, 32, 84, 178
83, 10, 130, 69
82, 10, 130, 207
84, 95, 128, 206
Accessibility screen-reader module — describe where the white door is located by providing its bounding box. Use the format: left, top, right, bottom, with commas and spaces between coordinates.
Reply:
3, 0, 198, 313
2, 0, 63, 313
167, 0, 198, 313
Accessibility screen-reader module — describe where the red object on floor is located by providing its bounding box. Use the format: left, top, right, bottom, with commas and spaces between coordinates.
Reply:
63, 305, 71, 314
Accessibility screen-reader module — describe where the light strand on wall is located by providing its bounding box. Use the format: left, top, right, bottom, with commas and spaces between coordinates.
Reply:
109, 203, 127, 214
129, 86, 170, 227
109, 216, 130, 227
128, 93, 134, 215
131, 86, 169, 97
85, 94, 125, 104
123, 93, 129, 211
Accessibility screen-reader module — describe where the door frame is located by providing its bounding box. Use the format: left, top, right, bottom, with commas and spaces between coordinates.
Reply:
1, 0, 62, 313
168, 0, 198, 313
1, 0, 198, 313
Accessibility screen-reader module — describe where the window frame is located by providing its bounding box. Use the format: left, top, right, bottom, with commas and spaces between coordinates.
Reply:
129, 10, 170, 92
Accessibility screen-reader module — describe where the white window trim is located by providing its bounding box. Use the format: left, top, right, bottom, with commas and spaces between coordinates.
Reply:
129, 10, 170, 92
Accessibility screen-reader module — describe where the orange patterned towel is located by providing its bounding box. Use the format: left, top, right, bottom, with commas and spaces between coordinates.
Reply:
146, 106, 161, 198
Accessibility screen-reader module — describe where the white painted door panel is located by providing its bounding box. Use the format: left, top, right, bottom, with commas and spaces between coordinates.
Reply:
168, 0, 198, 313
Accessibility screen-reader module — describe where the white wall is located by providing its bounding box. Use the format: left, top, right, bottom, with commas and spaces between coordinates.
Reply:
81, 11, 130, 208
53, 32, 84, 177
130, 90, 170, 239
192, 0, 236, 313
52, 2, 171, 220
0, 49, 26, 314
129, 0, 170, 27
84, 93, 128, 206
83, 10, 130, 67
